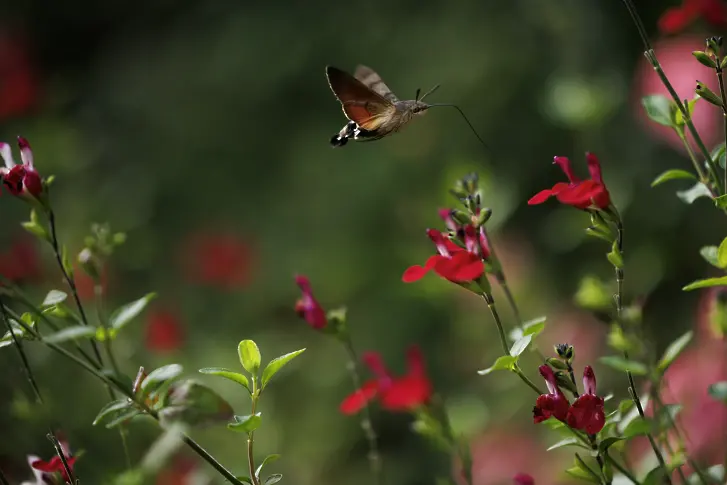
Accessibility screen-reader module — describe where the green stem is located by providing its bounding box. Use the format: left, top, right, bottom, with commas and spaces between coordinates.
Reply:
248, 382, 261, 485
342, 336, 382, 485
482, 294, 543, 394
717, 66, 727, 190
0, 298, 43, 403
619, 0, 722, 193
677, 130, 714, 194
0, 468, 9, 485
48, 432, 76, 484
604, 452, 640, 485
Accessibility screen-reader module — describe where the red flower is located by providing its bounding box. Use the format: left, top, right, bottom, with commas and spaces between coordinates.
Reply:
340, 345, 432, 414
156, 457, 207, 485
0, 32, 38, 120
533, 365, 569, 423
658, 0, 727, 35
0, 235, 41, 283
29, 435, 76, 483
513, 473, 535, 485
182, 231, 252, 290
566, 366, 605, 434
294, 275, 327, 329
0, 137, 42, 197
528, 154, 610, 210
402, 228, 485, 283
145, 309, 185, 353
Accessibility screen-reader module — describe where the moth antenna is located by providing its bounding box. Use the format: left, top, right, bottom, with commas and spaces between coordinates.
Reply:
428, 103, 490, 154
415, 88, 421, 102
418, 84, 440, 102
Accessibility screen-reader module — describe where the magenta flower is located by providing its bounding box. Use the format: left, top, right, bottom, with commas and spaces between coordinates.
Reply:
0, 136, 42, 197
294, 275, 327, 329
532, 365, 569, 423
566, 366, 606, 434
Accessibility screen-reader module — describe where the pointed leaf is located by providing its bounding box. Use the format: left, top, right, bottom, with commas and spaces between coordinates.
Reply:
657, 331, 693, 373
641, 95, 675, 127
682, 276, 727, 291
546, 438, 582, 451
238, 340, 261, 374
264, 474, 282, 485
565, 466, 601, 484
700, 246, 721, 268
106, 408, 142, 428
599, 437, 624, 452
651, 169, 696, 187
509, 335, 532, 357
236, 477, 253, 485
41, 290, 68, 307
622, 417, 651, 438
599, 356, 648, 375
261, 349, 306, 390
44, 325, 97, 344
93, 399, 134, 426
61, 245, 74, 278
256, 454, 281, 478
607, 240, 623, 269
22, 220, 50, 243
141, 364, 183, 391
199, 367, 251, 392
677, 182, 712, 204
110, 293, 157, 330
522, 316, 546, 337
227, 413, 262, 433
477, 355, 517, 375
718, 238, 727, 268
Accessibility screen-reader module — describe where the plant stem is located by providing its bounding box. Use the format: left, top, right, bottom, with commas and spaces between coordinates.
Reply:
677, 131, 714, 195
48, 432, 76, 484
717, 65, 727, 190
342, 336, 382, 485
10, 309, 246, 485
604, 452, 640, 485
613, 223, 673, 485
0, 298, 43, 404
47, 209, 104, 367
248, 379, 261, 485
0, 468, 9, 485
619, 0, 722, 193
432, 396, 473, 485
482, 294, 543, 394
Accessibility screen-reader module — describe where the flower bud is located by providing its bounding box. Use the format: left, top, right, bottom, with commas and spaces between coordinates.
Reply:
546, 357, 568, 370
474, 208, 492, 227
77, 248, 101, 281
696, 81, 725, 108
694, 51, 718, 68
450, 209, 471, 226
554, 343, 574, 362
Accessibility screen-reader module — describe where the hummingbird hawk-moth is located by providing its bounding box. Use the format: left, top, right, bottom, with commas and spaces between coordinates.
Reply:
326, 65, 440, 147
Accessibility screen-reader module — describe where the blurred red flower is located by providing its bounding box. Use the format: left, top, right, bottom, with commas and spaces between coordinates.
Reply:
528, 154, 610, 210
28, 435, 76, 483
633, 35, 720, 151
340, 345, 432, 414
0, 31, 38, 121
513, 473, 535, 485
294, 275, 327, 329
182, 231, 253, 290
0, 235, 41, 283
145, 309, 185, 353
156, 457, 208, 485
658, 0, 727, 35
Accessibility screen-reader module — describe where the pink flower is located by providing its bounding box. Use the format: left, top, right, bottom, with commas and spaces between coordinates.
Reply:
26, 435, 76, 484
566, 366, 606, 434
513, 473, 535, 485
533, 365, 569, 423
528, 154, 610, 210
0, 137, 42, 197
294, 275, 327, 329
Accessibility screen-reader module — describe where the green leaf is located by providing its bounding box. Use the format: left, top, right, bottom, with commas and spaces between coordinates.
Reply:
717, 238, 727, 268
95, 327, 118, 341
264, 475, 282, 485
44, 325, 97, 344
199, 367, 251, 392
701, 246, 721, 268
261, 348, 306, 390
708, 381, 727, 401
158, 380, 234, 427
574, 276, 611, 311
509, 335, 532, 357
477, 355, 518, 375
607, 240, 623, 269
657, 331, 693, 373
642, 466, 667, 485
41, 290, 68, 307
565, 466, 601, 484
110, 293, 157, 330
598, 437, 624, 452
715, 194, 727, 209
105, 408, 142, 428
140, 422, 187, 475
256, 454, 281, 478
683, 276, 727, 291
93, 399, 133, 426
651, 169, 696, 187
227, 413, 262, 433
674, 97, 699, 125
546, 438, 581, 451
622, 417, 651, 438
642, 95, 675, 127
677, 182, 712, 204
22, 220, 50, 243
713, 143, 727, 170
522, 317, 546, 336
61, 245, 74, 279
599, 356, 648, 375
141, 364, 183, 391
238, 340, 261, 374
236, 477, 253, 484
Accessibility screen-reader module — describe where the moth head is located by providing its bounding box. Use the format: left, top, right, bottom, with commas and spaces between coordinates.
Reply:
412, 101, 430, 116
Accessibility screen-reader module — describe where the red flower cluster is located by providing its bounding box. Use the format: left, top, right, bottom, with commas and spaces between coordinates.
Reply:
528, 154, 610, 210
294, 275, 327, 329
533, 365, 605, 435
340, 346, 432, 414
25, 435, 77, 484
402, 209, 489, 284
0, 137, 42, 197
182, 232, 253, 290
145, 309, 185, 353
658, 0, 727, 34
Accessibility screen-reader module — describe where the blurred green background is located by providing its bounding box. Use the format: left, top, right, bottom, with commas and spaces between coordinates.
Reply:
0, 1, 724, 484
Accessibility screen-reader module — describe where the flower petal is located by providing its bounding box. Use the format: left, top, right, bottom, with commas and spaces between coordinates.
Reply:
339, 380, 378, 414
585, 152, 603, 184
17, 136, 33, 168
527, 189, 554, 205
362, 351, 390, 380
433, 252, 483, 282
402, 265, 429, 283
553, 156, 580, 183
0, 142, 14, 169
379, 374, 432, 411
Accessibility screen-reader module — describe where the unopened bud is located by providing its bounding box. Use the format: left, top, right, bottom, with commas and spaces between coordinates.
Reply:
77, 248, 100, 281
555, 343, 575, 362
546, 357, 568, 370
696, 81, 725, 108
693, 51, 717, 68
451, 209, 471, 225
475, 208, 492, 227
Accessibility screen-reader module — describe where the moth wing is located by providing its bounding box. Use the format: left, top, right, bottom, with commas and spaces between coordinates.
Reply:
353, 64, 399, 102
326, 66, 395, 130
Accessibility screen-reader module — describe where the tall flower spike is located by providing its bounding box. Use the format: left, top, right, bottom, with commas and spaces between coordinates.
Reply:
294, 275, 327, 329
566, 366, 605, 434
533, 365, 570, 423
